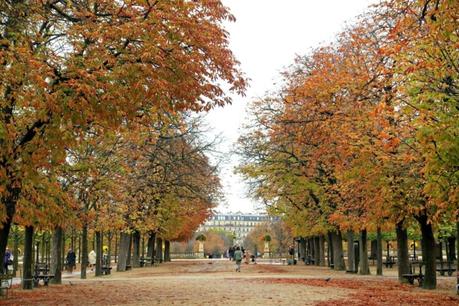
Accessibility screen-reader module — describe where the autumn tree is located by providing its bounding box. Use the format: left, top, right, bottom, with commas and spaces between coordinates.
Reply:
0, 0, 245, 271
238, 0, 457, 290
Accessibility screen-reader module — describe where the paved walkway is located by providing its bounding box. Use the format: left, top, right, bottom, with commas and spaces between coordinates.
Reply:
3, 260, 458, 305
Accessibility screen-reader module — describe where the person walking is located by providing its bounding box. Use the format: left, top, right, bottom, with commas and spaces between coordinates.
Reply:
66, 248, 76, 273
3, 247, 12, 274
88, 250, 96, 272
234, 246, 243, 272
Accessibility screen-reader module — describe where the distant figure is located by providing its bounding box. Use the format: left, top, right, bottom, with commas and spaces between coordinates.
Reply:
228, 246, 235, 261
89, 250, 96, 271
244, 250, 250, 265
234, 247, 243, 272
3, 247, 12, 273
66, 248, 76, 273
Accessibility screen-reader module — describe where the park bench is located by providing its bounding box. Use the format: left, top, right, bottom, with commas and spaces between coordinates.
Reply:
304, 256, 315, 265
153, 258, 161, 266
33, 263, 54, 287
436, 261, 456, 276
383, 256, 396, 268
368, 255, 377, 265
101, 265, 112, 275
402, 262, 424, 286
287, 258, 297, 265
0, 274, 13, 298
140, 256, 152, 267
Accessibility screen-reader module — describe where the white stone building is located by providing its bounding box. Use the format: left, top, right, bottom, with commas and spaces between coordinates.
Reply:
198, 212, 278, 244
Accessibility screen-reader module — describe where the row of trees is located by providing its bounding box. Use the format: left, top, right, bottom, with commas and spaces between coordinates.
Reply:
243, 220, 293, 257
238, 0, 458, 289
0, 0, 246, 289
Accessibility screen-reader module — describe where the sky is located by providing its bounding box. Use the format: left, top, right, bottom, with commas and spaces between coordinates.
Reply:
205, 0, 380, 214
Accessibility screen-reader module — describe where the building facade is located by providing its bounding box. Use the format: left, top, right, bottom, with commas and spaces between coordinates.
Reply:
198, 212, 278, 243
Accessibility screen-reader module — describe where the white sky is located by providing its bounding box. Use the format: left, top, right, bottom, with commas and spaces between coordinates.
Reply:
206, 0, 380, 214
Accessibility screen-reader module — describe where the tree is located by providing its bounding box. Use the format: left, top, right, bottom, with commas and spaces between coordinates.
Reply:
0, 0, 246, 268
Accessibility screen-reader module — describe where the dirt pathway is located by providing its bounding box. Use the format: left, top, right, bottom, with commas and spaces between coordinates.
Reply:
2, 260, 458, 305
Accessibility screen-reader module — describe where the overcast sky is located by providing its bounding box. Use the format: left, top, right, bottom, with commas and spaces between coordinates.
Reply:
206, 0, 380, 214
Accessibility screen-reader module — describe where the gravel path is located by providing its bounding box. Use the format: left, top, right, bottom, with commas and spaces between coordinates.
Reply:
2, 260, 458, 305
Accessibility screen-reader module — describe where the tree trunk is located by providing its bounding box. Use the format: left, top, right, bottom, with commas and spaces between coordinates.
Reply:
347, 230, 355, 272
313, 236, 320, 266
132, 231, 141, 268
50, 227, 63, 284
164, 240, 171, 262
95, 231, 102, 276
418, 214, 436, 289
156, 237, 163, 263
299, 238, 306, 263
0, 198, 16, 275
447, 236, 455, 261
376, 227, 383, 276
126, 234, 132, 267
23, 226, 34, 290
456, 220, 458, 294
114, 232, 118, 263
81, 224, 88, 279
117, 232, 130, 272
141, 236, 145, 259
13, 226, 19, 276
359, 229, 370, 275
41, 233, 46, 263
396, 221, 410, 283
327, 232, 334, 267
147, 232, 156, 264
331, 231, 345, 270
319, 235, 326, 266
437, 241, 444, 275
77, 234, 81, 263
61, 231, 66, 271
107, 232, 113, 268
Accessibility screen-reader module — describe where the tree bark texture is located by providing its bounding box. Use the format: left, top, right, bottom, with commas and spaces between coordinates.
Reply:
327, 232, 334, 268
164, 240, 171, 262
396, 221, 410, 283
147, 232, 156, 264
347, 230, 355, 272
359, 229, 370, 275
23, 226, 34, 290
13, 226, 19, 276
126, 234, 132, 267
81, 224, 88, 279
156, 237, 163, 263
313, 236, 320, 266
0, 197, 17, 275
418, 214, 436, 289
299, 238, 306, 263
331, 231, 345, 270
132, 231, 141, 268
376, 227, 383, 276
456, 220, 459, 294
95, 231, 102, 276
50, 227, 63, 284
116, 232, 130, 272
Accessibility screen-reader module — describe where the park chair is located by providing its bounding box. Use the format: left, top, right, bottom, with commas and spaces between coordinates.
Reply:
0, 274, 13, 299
